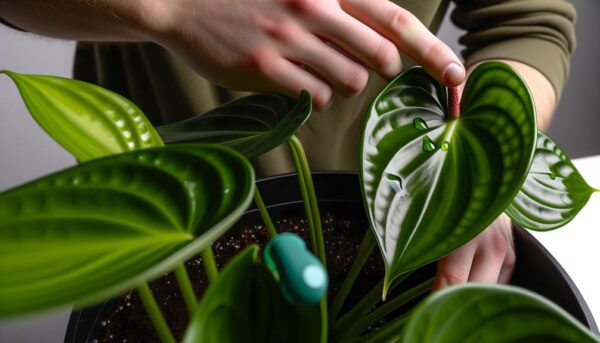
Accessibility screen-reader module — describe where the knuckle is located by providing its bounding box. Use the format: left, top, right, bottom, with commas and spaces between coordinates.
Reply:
388, 8, 413, 31
441, 270, 468, 285
247, 48, 275, 73
489, 231, 509, 258
284, 0, 322, 15
373, 40, 399, 70
423, 40, 447, 65
266, 21, 298, 44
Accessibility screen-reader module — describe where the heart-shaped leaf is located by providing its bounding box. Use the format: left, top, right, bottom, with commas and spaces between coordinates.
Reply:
506, 131, 598, 231
359, 62, 536, 294
156, 91, 311, 158
1, 71, 164, 161
402, 284, 599, 343
183, 246, 323, 343
0, 144, 254, 317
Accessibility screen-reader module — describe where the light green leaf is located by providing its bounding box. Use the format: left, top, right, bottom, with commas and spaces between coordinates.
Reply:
1, 70, 163, 161
506, 131, 598, 231
402, 284, 599, 343
359, 62, 536, 295
183, 246, 323, 343
157, 91, 311, 158
0, 144, 254, 317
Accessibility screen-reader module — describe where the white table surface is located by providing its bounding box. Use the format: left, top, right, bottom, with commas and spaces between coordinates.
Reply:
530, 155, 600, 325
1, 156, 599, 342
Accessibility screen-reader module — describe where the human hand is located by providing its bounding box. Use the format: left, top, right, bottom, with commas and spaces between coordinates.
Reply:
145, 0, 465, 109
432, 214, 516, 290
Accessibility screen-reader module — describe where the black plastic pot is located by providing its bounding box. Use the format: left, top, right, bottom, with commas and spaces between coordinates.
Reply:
65, 172, 598, 342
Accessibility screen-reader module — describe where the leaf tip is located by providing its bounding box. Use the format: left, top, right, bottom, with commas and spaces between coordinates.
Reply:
0, 70, 13, 78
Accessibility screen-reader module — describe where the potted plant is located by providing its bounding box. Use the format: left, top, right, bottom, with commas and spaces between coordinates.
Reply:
0, 62, 599, 342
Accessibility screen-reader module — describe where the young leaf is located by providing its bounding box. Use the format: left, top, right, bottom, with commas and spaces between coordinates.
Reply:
0, 145, 254, 317
183, 246, 323, 343
506, 131, 598, 231
1, 71, 164, 161
359, 62, 536, 295
157, 91, 311, 158
401, 284, 600, 343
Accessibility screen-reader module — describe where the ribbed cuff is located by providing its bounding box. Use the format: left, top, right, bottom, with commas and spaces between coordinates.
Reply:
464, 38, 569, 98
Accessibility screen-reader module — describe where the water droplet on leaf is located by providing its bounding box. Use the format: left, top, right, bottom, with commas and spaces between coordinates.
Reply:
422, 136, 437, 152
413, 117, 428, 130
441, 141, 450, 151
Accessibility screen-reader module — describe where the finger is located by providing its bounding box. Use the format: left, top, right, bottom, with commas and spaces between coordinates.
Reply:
498, 241, 516, 283
432, 241, 477, 291
251, 50, 333, 109
467, 247, 504, 284
497, 215, 516, 283
340, 0, 465, 86
498, 250, 516, 284
265, 20, 369, 96
467, 229, 511, 283
315, 10, 402, 78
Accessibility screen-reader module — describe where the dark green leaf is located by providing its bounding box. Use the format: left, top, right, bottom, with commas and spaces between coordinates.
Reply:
1, 71, 164, 161
157, 91, 311, 158
183, 246, 323, 343
359, 62, 536, 294
506, 131, 598, 231
0, 145, 254, 317
402, 284, 599, 343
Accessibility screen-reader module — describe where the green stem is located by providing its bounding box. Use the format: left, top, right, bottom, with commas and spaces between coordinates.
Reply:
288, 135, 329, 342
287, 137, 318, 257
288, 135, 326, 265
202, 248, 219, 283
254, 187, 278, 238
320, 297, 329, 343
174, 264, 198, 316
137, 283, 176, 343
350, 277, 433, 337
329, 229, 376, 322
332, 272, 412, 337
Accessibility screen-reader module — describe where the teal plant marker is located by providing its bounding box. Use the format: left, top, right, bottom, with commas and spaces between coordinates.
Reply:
264, 233, 328, 305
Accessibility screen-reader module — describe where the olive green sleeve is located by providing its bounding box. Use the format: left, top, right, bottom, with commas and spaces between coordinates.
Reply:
451, 0, 576, 97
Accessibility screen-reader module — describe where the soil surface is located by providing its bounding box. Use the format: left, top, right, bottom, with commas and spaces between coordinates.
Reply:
90, 212, 434, 342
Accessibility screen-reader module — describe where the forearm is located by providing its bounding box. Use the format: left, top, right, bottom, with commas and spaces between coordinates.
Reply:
0, 0, 165, 42
466, 60, 556, 131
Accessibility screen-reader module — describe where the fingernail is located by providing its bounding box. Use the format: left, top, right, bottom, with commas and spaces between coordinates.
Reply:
443, 63, 465, 86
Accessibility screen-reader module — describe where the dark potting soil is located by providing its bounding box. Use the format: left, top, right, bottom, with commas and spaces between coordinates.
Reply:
91, 212, 434, 342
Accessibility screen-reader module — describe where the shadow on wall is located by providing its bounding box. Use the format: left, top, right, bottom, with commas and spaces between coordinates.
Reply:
438, 0, 600, 159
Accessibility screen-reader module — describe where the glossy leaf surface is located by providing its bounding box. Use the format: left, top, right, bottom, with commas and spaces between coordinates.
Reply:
402, 284, 599, 343
183, 246, 323, 343
0, 145, 254, 316
506, 131, 597, 231
359, 62, 536, 293
157, 91, 311, 158
1, 71, 164, 161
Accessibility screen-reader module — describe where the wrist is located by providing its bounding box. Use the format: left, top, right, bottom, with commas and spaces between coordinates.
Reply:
133, 0, 181, 43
